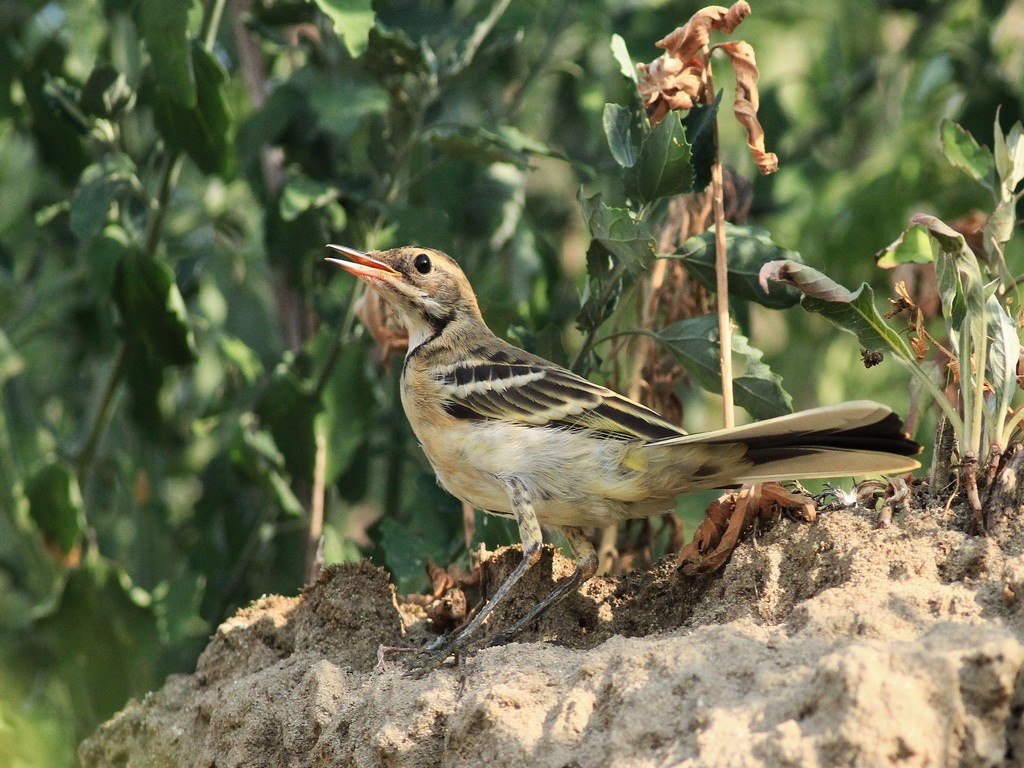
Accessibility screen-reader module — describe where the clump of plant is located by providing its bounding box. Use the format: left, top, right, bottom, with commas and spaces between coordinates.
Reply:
577, 1, 790, 432
760, 116, 1024, 531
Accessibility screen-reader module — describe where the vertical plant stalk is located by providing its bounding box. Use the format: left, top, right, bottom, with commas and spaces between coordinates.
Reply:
704, 62, 735, 428
306, 432, 327, 583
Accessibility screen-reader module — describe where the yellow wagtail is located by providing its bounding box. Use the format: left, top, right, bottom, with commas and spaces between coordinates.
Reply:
326, 244, 921, 669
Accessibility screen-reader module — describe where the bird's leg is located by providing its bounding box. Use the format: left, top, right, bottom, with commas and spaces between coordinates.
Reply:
489, 525, 597, 647
406, 475, 544, 675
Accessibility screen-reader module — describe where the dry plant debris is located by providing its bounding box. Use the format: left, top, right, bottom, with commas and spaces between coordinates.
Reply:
637, 1, 778, 175
676, 482, 816, 574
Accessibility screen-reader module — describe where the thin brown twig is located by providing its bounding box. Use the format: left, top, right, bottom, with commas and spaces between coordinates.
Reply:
705, 62, 734, 428
305, 432, 327, 583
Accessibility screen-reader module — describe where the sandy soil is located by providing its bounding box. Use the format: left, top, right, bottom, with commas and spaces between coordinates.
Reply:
79, 499, 1024, 767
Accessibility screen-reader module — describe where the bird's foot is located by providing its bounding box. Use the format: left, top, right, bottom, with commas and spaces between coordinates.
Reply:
402, 631, 474, 679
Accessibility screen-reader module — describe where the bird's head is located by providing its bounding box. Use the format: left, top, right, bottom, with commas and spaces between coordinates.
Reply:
325, 245, 484, 344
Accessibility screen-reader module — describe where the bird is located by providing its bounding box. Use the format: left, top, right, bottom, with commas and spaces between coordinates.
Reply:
325, 244, 921, 669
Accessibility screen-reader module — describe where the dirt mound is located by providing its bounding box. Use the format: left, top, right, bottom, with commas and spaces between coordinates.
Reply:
79, 503, 1024, 767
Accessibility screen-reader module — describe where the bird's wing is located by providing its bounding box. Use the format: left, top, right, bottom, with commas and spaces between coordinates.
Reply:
431, 349, 685, 441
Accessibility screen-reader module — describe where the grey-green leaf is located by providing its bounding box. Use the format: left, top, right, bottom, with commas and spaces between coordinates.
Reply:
626, 112, 692, 202
603, 103, 637, 169
70, 154, 137, 244
313, 0, 375, 58
652, 314, 793, 419
136, 0, 196, 108
672, 223, 803, 309
610, 34, 638, 85
579, 193, 656, 275
940, 120, 994, 189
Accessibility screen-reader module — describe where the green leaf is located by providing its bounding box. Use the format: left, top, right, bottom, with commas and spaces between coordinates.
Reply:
279, 174, 340, 222
363, 24, 428, 82
80, 64, 136, 119
301, 69, 388, 144
24, 461, 84, 556
603, 103, 637, 169
940, 120, 994, 189
876, 224, 935, 268
114, 250, 196, 366
136, 0, 195, 107
313, 0, 375, 58
34, 555, 161, 729
913, 213, 983, 333
218, 335, 263, 388
610, 34, 638, 85
314, 339, 375, 484
759, 258, 962, 434
0, 330, 24, 385
994, 117, 1024, 201
914, 213, 988, 457
672, 223, 803, 309
985, 294, 1020, 443
652, 314, 793, 419
377, 473, 462, 592
150, 41, 234, 176
626, 113, 692, 202
759, 260, 916, 359
682, 91, 722, 193
255, 367, 317, 480
69, 154, 137, 244
989, 199, 1017, 245
577, 242, 623, 333
423, 125, 566, 168
579, 192, 655, 275
230, 418, 305, 518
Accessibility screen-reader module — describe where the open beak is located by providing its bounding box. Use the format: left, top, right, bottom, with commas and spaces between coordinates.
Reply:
325, 244, 401, 280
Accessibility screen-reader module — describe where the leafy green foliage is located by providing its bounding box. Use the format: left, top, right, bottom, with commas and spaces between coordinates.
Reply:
651, 315, 792, 419
672, 224, 803, 309
1, 1, 1021, 764
763, 116, 1024, 522
625, 113, 692, 202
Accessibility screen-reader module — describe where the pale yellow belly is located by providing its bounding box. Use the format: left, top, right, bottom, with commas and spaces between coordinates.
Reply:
410, 417, 670, 527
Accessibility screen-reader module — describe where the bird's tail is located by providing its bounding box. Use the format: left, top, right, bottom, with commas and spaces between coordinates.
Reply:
639, 401, 921, 494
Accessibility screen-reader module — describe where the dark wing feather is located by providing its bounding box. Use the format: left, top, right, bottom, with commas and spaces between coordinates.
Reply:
435, 344, 684, 441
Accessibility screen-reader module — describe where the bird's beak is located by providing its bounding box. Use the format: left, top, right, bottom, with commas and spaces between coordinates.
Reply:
325, 244, 401, 280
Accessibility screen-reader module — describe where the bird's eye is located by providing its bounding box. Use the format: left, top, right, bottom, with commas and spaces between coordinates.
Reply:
413, 253, 432, 274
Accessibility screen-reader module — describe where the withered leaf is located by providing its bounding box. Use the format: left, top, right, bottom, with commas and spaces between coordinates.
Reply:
677, 482, 816, 574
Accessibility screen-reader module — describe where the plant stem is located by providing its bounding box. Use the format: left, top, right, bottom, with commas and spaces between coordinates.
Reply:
705, 62, 734, 428
305, 432, 327, 583
73, 344, 126, 472
382, 370, 407, 521
570, 262, 628, 374
143, 150, 184, 257
201, 0, 228, 50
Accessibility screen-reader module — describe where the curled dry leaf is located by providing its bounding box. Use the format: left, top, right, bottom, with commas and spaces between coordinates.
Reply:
656, 2, 752, 60
637, 53, 702, 125
874, 474, 914, 528
357, 287, 408, 360
713, 41, 778, 174
677, 482, 816, 575
403, 560, 482, 634
636, 2, 776, 175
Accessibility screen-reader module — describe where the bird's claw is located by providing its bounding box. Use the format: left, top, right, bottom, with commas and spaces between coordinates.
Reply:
401, 633, 469, 678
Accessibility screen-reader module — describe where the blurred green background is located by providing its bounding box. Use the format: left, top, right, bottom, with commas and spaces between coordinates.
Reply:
0, 0, 1021, 764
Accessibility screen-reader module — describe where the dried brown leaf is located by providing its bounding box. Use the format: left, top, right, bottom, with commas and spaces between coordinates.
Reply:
358, 288, 408, 360
910, 335, 930, 362
656, 2, 751, 60
714, 40, 777, 175
678, 482, 816, 574
638, 56, 702, 124
426, 561, 454, 599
